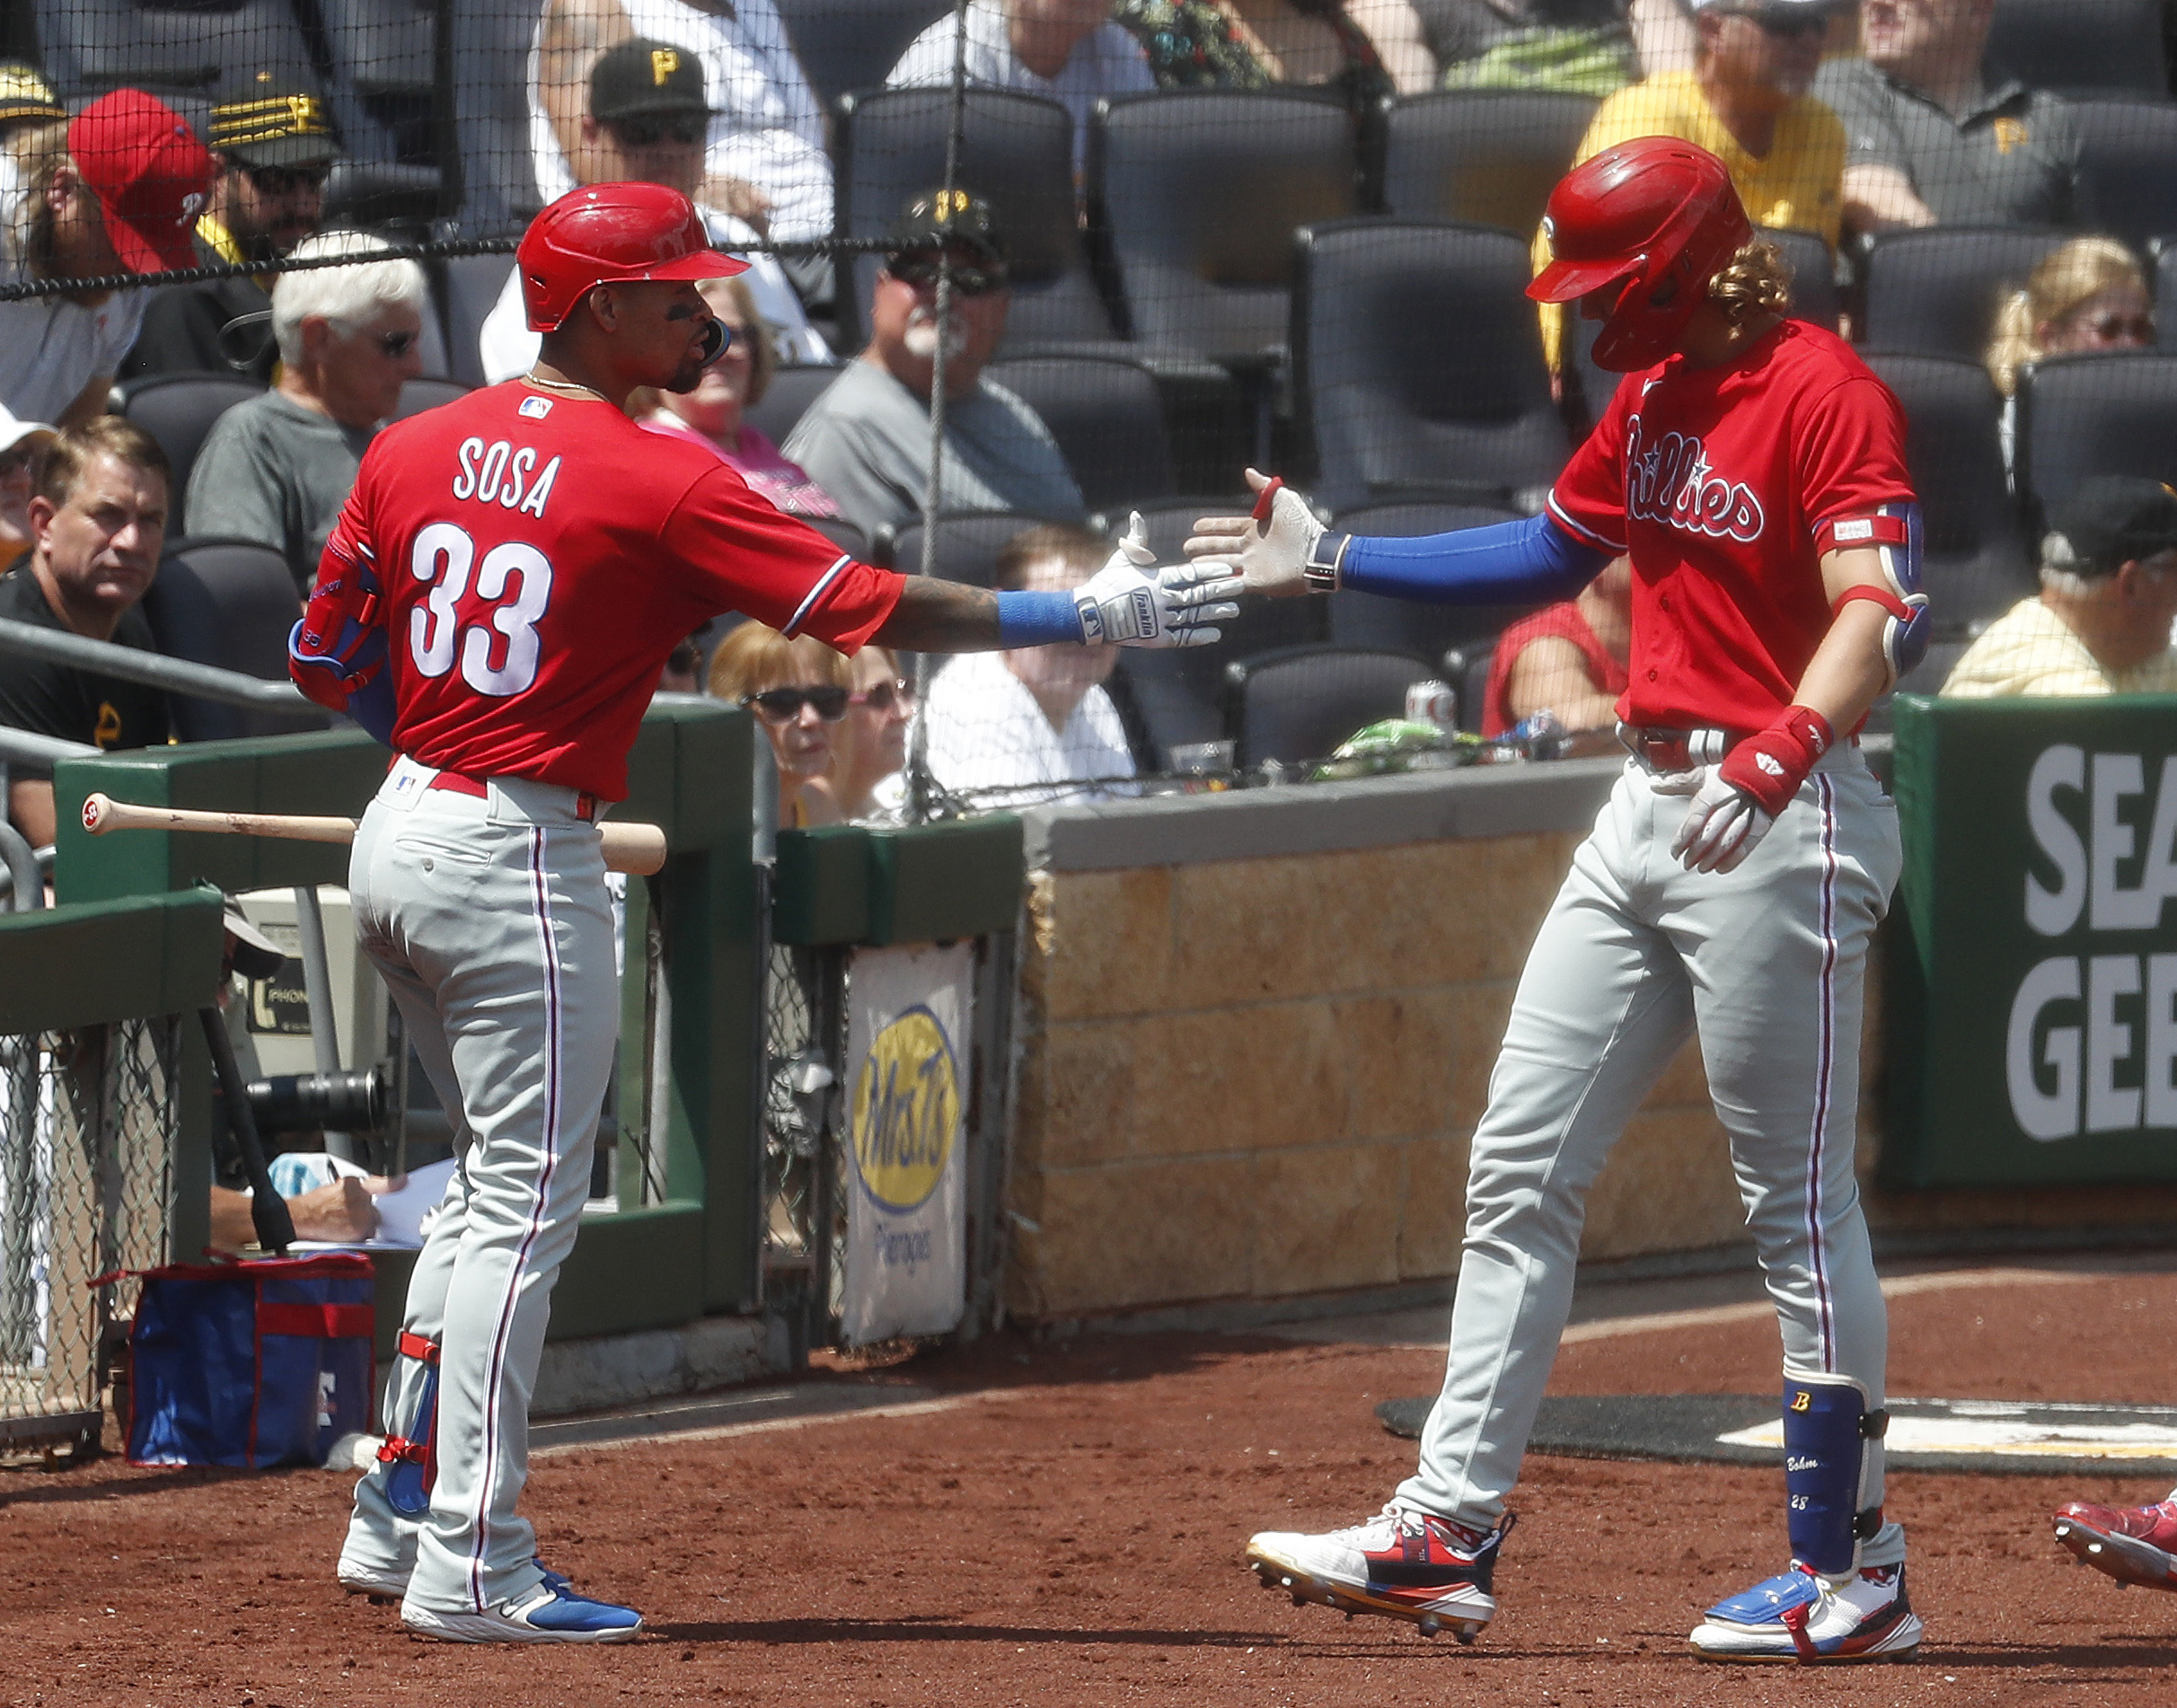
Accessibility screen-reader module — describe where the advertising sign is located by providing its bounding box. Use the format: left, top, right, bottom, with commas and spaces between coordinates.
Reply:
1886, 695, 2177, 1186
840, 942, 973, 1343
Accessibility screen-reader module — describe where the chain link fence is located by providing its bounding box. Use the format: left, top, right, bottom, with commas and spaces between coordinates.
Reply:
0, 1017, 179, 1454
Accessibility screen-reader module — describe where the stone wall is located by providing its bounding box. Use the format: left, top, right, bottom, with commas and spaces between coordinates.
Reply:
1003, 761, 2177, 1324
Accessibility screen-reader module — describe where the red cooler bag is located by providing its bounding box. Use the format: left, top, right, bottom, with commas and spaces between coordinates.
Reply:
127, 1253, 376, 1467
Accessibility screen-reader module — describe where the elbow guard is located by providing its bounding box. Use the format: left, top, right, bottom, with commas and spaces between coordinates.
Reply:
1818, 503, 1929, 682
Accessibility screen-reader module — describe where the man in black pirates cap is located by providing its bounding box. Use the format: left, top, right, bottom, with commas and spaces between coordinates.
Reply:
121, 70, 344, 384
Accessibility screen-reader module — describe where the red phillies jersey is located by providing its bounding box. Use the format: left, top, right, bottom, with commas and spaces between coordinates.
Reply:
1546, 321, 1913, 732
317, 383, 903, 800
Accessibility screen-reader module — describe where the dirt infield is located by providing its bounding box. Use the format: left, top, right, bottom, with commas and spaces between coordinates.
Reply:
6, 1257, 2177, 1708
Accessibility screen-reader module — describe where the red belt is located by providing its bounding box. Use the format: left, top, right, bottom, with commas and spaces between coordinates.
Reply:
424, 769, 599, 822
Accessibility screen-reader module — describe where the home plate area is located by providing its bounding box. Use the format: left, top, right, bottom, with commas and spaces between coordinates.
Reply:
1375, 1393, 2177, 1480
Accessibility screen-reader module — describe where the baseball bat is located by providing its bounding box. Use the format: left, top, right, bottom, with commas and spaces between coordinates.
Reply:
80, 792, 669, 876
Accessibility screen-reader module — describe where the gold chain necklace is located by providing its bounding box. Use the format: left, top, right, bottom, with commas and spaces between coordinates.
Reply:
522, 369, 610, 403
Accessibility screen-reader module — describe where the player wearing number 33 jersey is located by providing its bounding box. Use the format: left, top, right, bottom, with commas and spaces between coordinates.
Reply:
1189, 139, 1928, 1665
304, 180, 1241, 1645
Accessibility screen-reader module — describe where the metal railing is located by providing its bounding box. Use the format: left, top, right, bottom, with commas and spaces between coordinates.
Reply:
0, 619, 311, 712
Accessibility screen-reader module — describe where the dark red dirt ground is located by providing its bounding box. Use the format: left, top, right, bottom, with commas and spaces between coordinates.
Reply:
6, 1260, 2177, 1707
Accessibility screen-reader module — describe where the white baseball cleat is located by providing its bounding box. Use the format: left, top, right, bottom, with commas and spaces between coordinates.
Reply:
1246, 1504, 1513, 1642
1689, 1562, 1921, 1663
336, 1556, 410, 1603
401, 1576, 643, 1643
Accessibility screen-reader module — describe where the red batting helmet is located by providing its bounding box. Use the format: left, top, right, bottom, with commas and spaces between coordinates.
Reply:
1528, 138, 1752, 373
518, 180, 748, 332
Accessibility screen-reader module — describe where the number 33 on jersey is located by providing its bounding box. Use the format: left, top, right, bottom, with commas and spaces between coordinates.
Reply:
304, 384, 903, 803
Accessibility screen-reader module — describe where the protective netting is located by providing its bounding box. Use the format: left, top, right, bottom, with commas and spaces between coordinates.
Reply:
760, 937, 847, 1341
7, 0, 2177, 814
0, 1017, 178, 1448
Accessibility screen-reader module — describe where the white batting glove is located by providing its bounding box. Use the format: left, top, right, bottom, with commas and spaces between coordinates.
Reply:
1073, 513, 1244, 648
1669, 768, 1774, 874
1182, 468, 1326, 597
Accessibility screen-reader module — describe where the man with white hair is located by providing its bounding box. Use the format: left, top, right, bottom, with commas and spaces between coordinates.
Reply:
185, 231, 426, 594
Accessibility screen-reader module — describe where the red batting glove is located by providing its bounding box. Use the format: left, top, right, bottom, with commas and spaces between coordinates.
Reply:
1716, 706, 1834, 818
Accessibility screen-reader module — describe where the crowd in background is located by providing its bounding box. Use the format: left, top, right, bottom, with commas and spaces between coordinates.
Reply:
3, 0, 2177, 851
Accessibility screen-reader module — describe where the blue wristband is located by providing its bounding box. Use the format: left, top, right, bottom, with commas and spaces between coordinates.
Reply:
995, 587, 1085, 647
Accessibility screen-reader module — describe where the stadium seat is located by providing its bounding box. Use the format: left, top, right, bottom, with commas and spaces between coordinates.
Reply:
117, 374, 261, 535
1091, 89, 1359, 362
1379, 90, 1598, 236
1442, 638, 1497, 735
315, 0, 444, 215
437, 252, 517, 390
1859, 225, 2071, 364
1224, 643, 1435, 768
1863, 353, 2035, 637
833, 88, 1113, 350
142, 537, 327, 743
1293, 219, 1566, 513
393, 377, 469, 420
745, 362, 845, 448
33, 0, 315, 96
880, 510, 1075, 585
1326, 498, 1528, 665
1988, 0, 2168, 98
2073, 100, 2177, 255
2017, 350, 2177, 533
449, 2, 545, 230
776, 0, 950, 112
984, 354, 1176, 511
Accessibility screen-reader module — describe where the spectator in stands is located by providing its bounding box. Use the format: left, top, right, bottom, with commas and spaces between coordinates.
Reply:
784, 189, 1083, 538
707, 621, 853, 829
1985, 236, 2153, 401
0, 410, 56, 575
1481, 553, 1630, 753
186, 233, 426, 596
1535, 0, 1846, 371
1813, 0, 2079, 237
887, 0, 1159, 176
1942, 476, 2177, 699
921, 523, 1137, 806
1112, 0, 1405, 108
815, 646, 912, 824
121, 75, 343, 386
634, 274, 841, 518
531, 0, 833, 286
483, 36, 825, 382
0, 61, 65, 156
0, 91, 216, 428
0, 418, 173, 849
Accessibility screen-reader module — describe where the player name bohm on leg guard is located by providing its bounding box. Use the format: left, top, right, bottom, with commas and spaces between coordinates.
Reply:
2008, 744, 2177, 1141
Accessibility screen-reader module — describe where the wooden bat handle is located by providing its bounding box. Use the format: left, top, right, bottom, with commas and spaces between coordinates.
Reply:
81, 792, 670, 876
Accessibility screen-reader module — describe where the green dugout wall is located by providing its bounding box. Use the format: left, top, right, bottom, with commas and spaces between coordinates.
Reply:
1887, 693, 2177, 1188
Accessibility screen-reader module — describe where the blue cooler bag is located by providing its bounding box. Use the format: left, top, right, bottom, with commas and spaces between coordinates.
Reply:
128, 1253, 376, 1467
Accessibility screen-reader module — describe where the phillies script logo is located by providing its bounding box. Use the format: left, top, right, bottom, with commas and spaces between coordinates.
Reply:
1624, 417, 1766, 543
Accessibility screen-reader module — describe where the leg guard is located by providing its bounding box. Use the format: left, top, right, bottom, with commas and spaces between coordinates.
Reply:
378, 1332, 439, 1518
1782, 1366, 1887, 1578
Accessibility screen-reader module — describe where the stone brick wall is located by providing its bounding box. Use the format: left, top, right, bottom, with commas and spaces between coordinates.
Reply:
1003, 766, 2177, 1325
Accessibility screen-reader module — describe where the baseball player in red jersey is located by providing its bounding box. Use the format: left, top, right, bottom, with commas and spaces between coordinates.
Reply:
1189, 138, 1931, 1663
289, 181, 1236, 1644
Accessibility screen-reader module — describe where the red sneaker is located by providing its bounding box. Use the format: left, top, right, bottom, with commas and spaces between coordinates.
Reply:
2054, 1492, 2177, 1589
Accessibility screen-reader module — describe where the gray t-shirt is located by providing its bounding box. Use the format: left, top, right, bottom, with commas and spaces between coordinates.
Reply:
184, 391, 376, 593
781, 358, 1084, 539
1811, 58, 2080, 227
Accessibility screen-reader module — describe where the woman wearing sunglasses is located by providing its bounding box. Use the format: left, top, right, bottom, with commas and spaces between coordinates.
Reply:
635, 275, 840, 520
1985, 236, 2155, 476
706, 621, 854, 828
815, 645, 914, 824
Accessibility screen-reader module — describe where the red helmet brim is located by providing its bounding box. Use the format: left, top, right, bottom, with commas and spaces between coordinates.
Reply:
645, 249, 750, 284
1527, 250, 1644, 305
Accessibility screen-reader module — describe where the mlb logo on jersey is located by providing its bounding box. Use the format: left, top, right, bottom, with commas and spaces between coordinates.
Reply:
518, 396, 552, 419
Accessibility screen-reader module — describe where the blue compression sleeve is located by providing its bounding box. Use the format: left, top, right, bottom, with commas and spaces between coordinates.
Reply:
995, 587, 1085, 647
1335, 512, 1608, 605
345, 670, 396, 745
